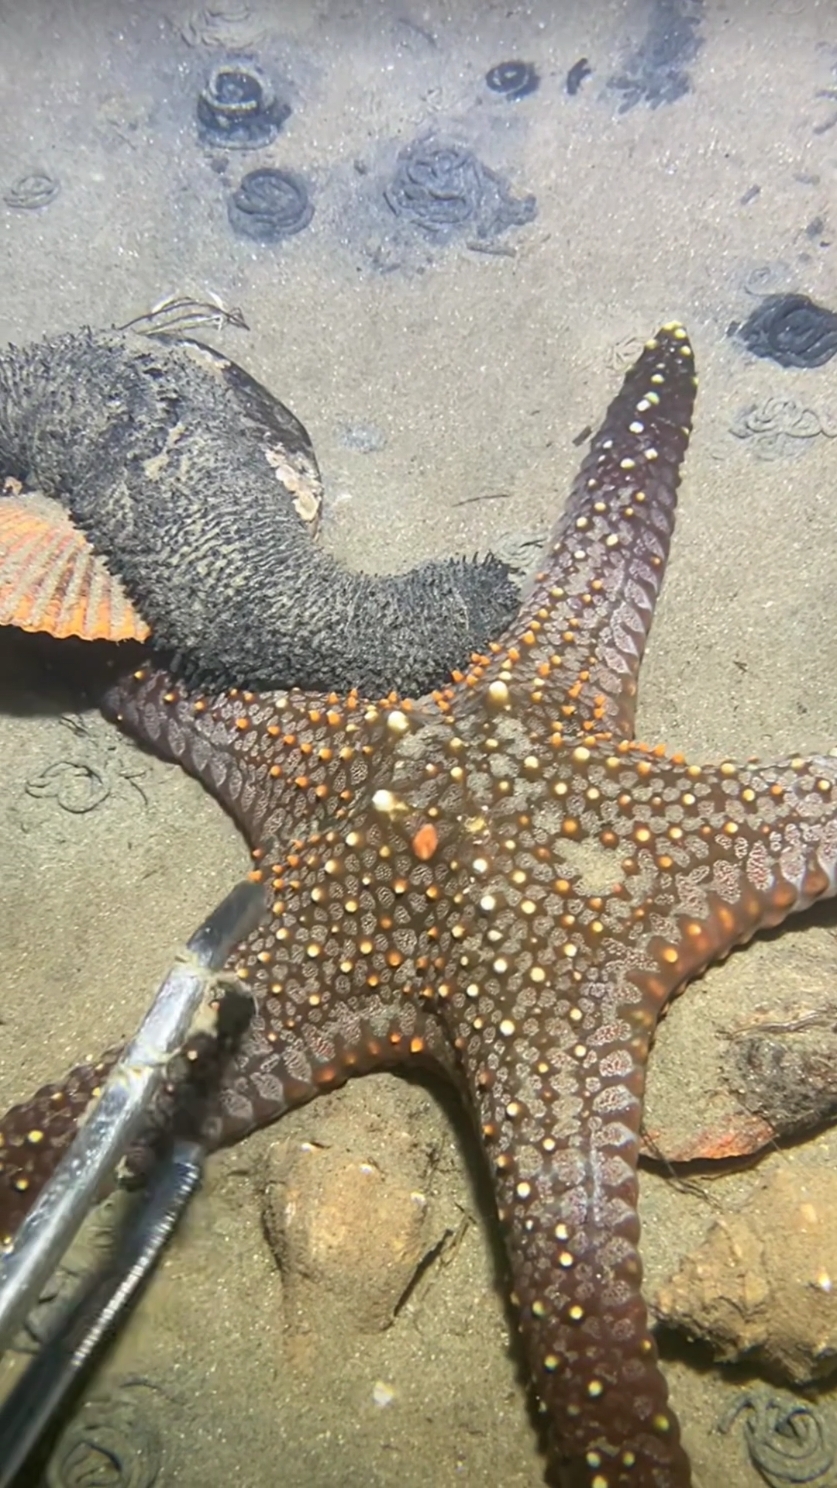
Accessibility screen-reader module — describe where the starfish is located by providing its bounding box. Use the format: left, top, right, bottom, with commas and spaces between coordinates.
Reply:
3, 323, 837, 1487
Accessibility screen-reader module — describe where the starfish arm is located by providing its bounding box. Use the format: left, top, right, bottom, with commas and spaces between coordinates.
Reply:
0, 736, 463, 1244
711, 752, 837, 922
465, 1009, 690, 1487
487, 325, 696, 738
620, 751, 837, 1008
0, 955, 458, 1248
0, 1052, 120, 1247
102, 665, 364, 852
453, 747, 837, 1487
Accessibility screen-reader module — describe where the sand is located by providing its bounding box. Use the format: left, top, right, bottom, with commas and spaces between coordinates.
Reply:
3, 1, 837, 1483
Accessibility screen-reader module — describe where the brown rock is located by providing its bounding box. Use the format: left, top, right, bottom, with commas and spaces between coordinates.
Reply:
261, 1084, 450, 1338
654, 1165, 837, 1385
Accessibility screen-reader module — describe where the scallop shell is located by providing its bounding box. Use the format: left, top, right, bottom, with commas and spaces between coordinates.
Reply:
0, 487, 150, 642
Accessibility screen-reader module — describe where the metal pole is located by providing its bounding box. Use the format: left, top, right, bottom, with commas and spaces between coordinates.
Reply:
0, 1139, 204, 1488
0, 877, 265, 1355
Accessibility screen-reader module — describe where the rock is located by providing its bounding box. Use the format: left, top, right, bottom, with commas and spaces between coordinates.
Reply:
261, 1083, 452, 1337
654, 1165, 837, 1385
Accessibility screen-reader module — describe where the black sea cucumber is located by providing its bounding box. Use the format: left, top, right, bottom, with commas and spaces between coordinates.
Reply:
0, 329, 519, 697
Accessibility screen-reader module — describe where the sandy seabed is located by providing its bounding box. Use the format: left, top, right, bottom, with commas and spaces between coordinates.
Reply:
3, 2, 837, 1484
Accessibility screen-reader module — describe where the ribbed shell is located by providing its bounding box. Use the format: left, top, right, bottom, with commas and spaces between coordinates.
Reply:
0, 487, 149, 642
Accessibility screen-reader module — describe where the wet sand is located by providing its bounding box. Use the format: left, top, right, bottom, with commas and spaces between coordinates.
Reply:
3, 1, 837, 1483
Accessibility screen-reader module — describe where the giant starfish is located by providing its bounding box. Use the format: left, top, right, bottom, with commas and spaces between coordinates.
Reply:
3, 324, 837, 1487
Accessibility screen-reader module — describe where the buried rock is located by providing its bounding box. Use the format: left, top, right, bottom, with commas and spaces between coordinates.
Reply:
261, 1085, 454, 1338
654, 1165, 837, 1385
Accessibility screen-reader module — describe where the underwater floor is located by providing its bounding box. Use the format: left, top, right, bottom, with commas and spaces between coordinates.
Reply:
4, 1, 837, 1483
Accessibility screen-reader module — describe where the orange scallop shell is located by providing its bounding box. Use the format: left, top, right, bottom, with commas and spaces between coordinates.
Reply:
0, 487, 150, 643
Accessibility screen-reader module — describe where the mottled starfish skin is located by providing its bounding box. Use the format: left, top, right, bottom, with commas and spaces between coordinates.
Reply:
4, 327, 837, 1486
